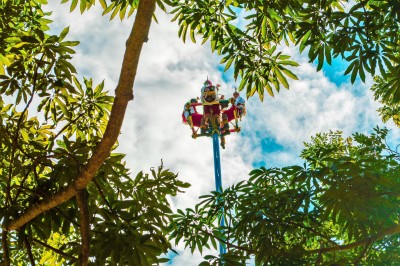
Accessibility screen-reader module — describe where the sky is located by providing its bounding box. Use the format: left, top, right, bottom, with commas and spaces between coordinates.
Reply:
44, 2, 400, 264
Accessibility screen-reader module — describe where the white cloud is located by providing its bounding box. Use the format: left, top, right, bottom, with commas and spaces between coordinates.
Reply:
239, 56, 384, 167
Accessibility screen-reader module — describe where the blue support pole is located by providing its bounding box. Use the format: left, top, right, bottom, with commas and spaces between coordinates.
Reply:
212, 133, 226, 256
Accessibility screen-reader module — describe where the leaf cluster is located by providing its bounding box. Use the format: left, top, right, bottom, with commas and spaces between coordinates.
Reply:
86, 163, 190, 265
169, 0, 300, 100
167, 0, 400, 103
371, 75, 400, 127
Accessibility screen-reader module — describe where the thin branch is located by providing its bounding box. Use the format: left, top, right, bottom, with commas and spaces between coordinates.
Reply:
11, 169, 33, 205
6, 53, 44, 206
76, 190, 90, 266
93, 179, 113, 210
315, 244, 323, 265
306, 224, 400, 254
1, 230, 10, 266
226, 206, 232, 252
353, 238, 372, 265
92, 179, 132, 225
33, 238, 77, 261
198, 226, 252, 253
24, 233, 36, 266
53, 112, 86, 140
384, 138, 400, 158
284, 219, 339, 246
5, 0, 157, 231
6, 144, 16, 205
54, 207, 80, 228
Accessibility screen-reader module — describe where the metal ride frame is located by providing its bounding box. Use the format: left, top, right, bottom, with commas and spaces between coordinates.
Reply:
184, 94, 245, 259
192, 112, 241, 257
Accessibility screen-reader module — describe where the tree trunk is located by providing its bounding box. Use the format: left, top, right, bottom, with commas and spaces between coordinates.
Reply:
5, 0, 157, 231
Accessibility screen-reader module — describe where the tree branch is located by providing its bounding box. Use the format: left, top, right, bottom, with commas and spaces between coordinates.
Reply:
93, 179, 113, 211
33, 238, 77, 261
284, 219, 339, 246
11, 170, 32, 203
353, 238, 372, 265
306, 224, 400, 254
53, 112, 86, 140
6, 53, 44, 206
5, 0, 157, 231
198, 227, 252, 253
55, 207, 80, 228
24, 233, 36, 266
1, 230, 10, 266
76, 190, 90, 266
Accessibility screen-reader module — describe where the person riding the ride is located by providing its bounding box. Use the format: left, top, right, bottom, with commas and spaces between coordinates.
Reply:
232, 91, 246, 116
200, 80, 221, 130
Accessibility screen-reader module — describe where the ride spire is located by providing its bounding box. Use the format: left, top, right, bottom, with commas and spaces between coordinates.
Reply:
181, 79, 246, 257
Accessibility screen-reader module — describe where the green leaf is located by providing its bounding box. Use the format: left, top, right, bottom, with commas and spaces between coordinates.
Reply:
224, 57, 234, 72
55, 97, 69, 118
60, 41, 80, 47
110, 4, 122, 20
99, 0, 107, 9
72, 77, 83, 96
0, 55, 11, 66
58, 27, 70, 42
317, 48, 324, 71
158, 258, 170, 263
80, 0, 87, 13
70, 0, 78, 12
299, 30, 312, 53
279, 60, 300, 67
359, 63, 366, 82
325, 45, 332, 65
119, 4, 128, 21
261, 17, 267, 38
103, 2, 116, 15
190, 28, 196, 43
281, 68, 298, 80
275, 69, 289, 89
351, 62, 359, 83
265, 82, 274, 97
344, 60, 357, 76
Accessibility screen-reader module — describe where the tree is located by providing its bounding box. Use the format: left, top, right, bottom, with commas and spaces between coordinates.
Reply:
0, 0, 191, 265
172, 128, 400, 265
0, 0, 399, 265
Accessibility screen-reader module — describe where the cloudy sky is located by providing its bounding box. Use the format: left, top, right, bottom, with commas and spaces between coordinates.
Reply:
45, 2, 399, 264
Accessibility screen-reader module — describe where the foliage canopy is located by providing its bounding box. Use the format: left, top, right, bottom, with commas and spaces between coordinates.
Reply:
172, 128, 400, 264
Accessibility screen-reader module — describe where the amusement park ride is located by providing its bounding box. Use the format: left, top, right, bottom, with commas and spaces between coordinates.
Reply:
182, 79, 246, 149
182, 79, 246, 256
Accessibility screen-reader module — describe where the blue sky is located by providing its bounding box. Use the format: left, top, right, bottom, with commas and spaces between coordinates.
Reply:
323, 56, 351, 86
44, 2, 400, 264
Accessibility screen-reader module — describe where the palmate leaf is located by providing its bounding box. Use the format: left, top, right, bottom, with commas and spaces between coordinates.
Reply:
235, 49, 299, 100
